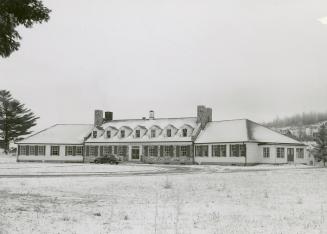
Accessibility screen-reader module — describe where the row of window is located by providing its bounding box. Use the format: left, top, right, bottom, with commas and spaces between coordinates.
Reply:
20, 145, 46, 156
93, 128, 189, 139
263, 147, 304, 159
50, 146, 83, 156
19, 145, 305, 159
86, 145, 191, 157
87, 145, 128, 157
19, 145, 83, 156
144, 145, 190, 157
195, 144, 246, 157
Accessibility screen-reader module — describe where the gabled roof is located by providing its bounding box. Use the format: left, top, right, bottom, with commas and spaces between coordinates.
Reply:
18, 124, 94, 144
86, 117, 199, 143
94, 126, 104, 131
195, 119, 302, 145
247, 120, 301, 144
134, 125, 147, 130
101, 117, 197, 130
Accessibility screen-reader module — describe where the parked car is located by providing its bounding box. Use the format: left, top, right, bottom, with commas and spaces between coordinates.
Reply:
94, 155, 120, 164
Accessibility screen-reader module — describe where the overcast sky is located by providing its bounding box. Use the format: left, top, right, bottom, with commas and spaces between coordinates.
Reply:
1, 0, 327, 132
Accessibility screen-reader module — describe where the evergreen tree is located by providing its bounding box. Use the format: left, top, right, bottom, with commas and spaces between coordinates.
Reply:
0, 0, 51, 57
313, 124, 327, 166
0, 90, 38, 153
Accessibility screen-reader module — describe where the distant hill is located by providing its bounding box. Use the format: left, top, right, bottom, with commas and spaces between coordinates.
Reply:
265, 111, 327, 128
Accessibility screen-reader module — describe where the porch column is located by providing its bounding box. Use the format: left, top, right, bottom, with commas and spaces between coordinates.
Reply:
128, 146, 132, 161
208, 144, 212, 157
226, 144, 230, 157
140, 145, 143, 157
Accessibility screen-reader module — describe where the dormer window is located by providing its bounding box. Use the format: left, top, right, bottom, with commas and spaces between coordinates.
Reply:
151, 129, 156, 138
93, 131, 97, 138
167, 129, 171, 137
182, 129, 187, 137
106, 131, 111, 138
121, 130, 125, 138
135, 130, 140, 138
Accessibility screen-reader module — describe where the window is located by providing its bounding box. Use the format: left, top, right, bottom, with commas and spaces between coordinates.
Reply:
212, 145, 227, 157
181, 146, 188, 156
103, 146, 112, 156
167, 129, 171, 137
76, 146, 83, 155
149, 146, 157, 156
230, 145, 239, 157
29, 146, 35, 155
182, 129, 187, 137
118, 146, 127, 156
263, 147, 270, 158
240, 145, 246, 157
89, 146, 98, 156
51, 146, 60, 156
120, 130, 125, 138
164, 146, 172, 157
296, 148, 304, 158
66, 146, 73, 156
135, 130, 140, 138
38, 146, 45, 156
20, 145, 27, 155
195, 145, 208, 157
106, 131, 111, 138
230, 144, 246, 157
93, 131, 97, 138
277, 147, 285, 158
151, 129, 156, 138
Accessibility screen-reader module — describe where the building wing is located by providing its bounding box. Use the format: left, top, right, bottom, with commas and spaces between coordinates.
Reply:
195, 119, 302, 145
18, 124, 94, 145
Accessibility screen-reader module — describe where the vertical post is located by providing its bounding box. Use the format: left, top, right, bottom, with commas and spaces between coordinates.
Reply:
192, 143, 195, 164
128, 145, 131, 161
208, 144, 212, 158
243, 142, 247, 166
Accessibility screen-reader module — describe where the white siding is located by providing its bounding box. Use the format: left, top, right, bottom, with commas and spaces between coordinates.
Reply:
258, 145, 308, 164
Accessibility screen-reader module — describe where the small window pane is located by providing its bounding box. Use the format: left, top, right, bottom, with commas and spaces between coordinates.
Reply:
51, 146, 60, 156
151, 129, 156, 138
263, 147, 270, 158
76, 146, 83, 155
182, 129, 187, 137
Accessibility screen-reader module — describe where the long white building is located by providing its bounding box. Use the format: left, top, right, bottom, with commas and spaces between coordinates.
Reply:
16, 105, 308, 165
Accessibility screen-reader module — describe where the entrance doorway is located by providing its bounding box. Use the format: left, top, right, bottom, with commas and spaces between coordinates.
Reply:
287, 148, 294, 162
131, 146, 140, 160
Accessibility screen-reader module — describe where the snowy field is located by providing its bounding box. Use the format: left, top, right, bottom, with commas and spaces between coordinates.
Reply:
0, 155, 165, 176
0, 155, 327, 234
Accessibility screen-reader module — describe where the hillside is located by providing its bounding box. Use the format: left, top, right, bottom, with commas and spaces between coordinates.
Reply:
265, 111, 327, 128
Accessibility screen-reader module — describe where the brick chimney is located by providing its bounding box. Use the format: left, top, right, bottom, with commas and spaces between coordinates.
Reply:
104, 111, 113, 122
197, 105, 212, 129
94, 110, 103, 126
149, 110, 155, 120
206, 107, 212, 122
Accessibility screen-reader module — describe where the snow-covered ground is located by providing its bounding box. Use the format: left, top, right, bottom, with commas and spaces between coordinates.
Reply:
0, 156, 326, 233
0, 154, 16, 164
0, 155, 166, 175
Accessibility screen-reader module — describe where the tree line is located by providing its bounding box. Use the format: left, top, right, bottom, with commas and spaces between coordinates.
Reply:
265, 112, 327, 128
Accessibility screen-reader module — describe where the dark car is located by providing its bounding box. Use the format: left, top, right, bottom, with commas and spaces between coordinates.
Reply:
94, 155, 120, 164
